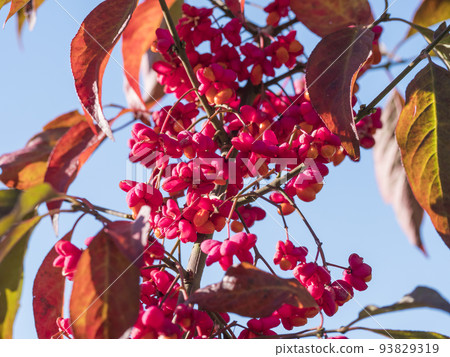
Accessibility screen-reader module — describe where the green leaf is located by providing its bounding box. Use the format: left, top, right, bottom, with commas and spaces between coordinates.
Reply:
410, 22, 450, 70
0, 225, 30, 338
366, 329, 448, 339
408, 0, 450, 37
396, 62, 450, 248
0, 184, 60, 266
0, 216, 42, 263
0, 189, 20, 216
0, 183, 59, 237
70, 230, 140, 338
356, 286, 450, 322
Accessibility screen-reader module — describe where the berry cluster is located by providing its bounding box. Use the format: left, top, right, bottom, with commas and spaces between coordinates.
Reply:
52, 2, 381, 339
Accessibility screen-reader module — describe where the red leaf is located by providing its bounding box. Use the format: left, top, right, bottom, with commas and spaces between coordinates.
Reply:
103, 206, 151, 267
69, 230, 140, 339
290, 0, 373, 37
32, 230, 73, 339
188, 262, 319, 318
122, 0, 177, 107
0, 111, 85, 190
3, 0, 28, 25
306, 26, 374, 160
44, 120, 108, 219
70, 0, 138, 139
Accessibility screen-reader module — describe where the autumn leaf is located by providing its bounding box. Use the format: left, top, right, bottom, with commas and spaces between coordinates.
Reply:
188, 262, 319, 318
32, 230, 73, 339
290, 0, 373, 37
306, 26, 374, 160
0, 110, 85, 190
70, 230, 140, 339
411, 22, 450, 70
3, 0, 28, 25
407, 0, 450, 38
356, 286, 450, 321
103, 205, 151, 267
374, 91, 424, 250
71, 0, 138, 140
16, 0, 45, 34
122, 0, 179, 108
396, 62, 450, 248
44, 120, 109, 227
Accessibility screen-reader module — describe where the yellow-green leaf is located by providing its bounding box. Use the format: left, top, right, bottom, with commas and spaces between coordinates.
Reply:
0, 187, 31, 338
396, 62, 450, 248
410, 22, 450, 70
0, 232, 29, 338
408, 0, 450, 37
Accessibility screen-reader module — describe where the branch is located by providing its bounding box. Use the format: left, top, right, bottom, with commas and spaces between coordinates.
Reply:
237, 163, 305, 206
269, 18, 299, 37
264, 63, 306, 88
208, 0, 259, 36
356, 23, 450, 121
276, 188, 327, 267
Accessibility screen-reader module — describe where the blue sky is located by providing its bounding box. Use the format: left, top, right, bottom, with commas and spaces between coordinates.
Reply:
0, 0, 449, 339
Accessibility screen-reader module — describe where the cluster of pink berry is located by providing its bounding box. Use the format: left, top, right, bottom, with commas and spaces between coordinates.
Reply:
274, 239, 371, 319
52, 1, 380, 339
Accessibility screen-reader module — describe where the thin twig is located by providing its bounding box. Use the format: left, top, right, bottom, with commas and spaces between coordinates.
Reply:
277, 188, 327, 267
237, 163, 305, 206
356, 23, 450, 121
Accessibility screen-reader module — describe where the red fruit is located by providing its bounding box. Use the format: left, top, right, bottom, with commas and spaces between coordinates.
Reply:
278, 202, 295, 215
296, 186, 316, 202
196, 220, 216, 234
193, 208, 210, 228
231, 220, 244, 233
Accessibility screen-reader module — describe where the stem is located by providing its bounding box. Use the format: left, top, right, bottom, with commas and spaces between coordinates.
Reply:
237, 163, 305, 206
181, 185, 229, 300
91, 204, 133, 220
277, 188, 327, 267
160, 88, 196, 133
356, 23, 450, 121
367, 58, 411, 71
270, 18, 298, 37
264, 63, 306, 88
209, 0, 259, 36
